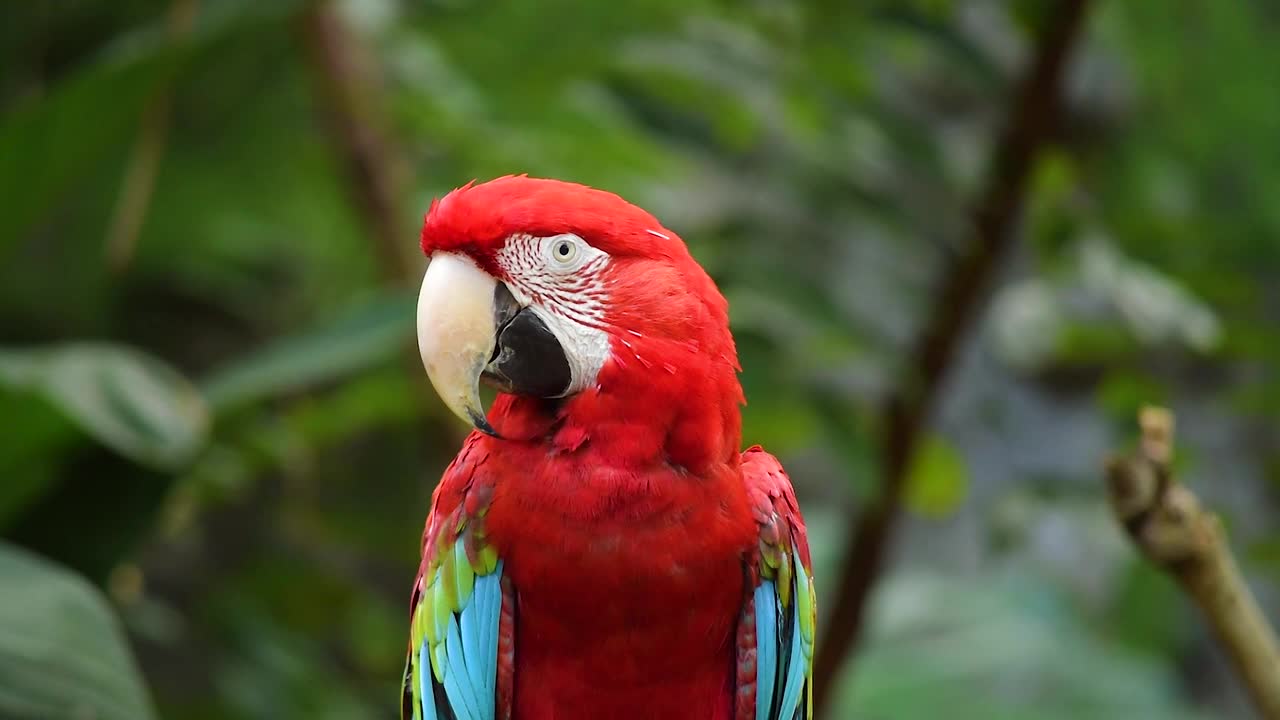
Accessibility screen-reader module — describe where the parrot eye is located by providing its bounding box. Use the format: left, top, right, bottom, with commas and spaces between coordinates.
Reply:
548, 236, 580, 267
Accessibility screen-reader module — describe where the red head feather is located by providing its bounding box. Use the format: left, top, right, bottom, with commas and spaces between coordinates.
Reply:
421, 175, 742, 471
422, 175, 683, 262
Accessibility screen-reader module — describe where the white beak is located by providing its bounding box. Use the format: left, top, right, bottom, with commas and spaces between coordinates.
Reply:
416, 252, 499, 435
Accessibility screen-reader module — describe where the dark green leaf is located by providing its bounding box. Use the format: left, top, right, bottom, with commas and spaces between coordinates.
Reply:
201, 292, 416, 413
905, 434, 969, 517
0, 541, 156, 720
0, 38, 181, 253
0, 344, 209, 469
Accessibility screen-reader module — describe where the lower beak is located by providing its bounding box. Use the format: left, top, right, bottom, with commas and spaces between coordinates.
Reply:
416, 253, 572, 437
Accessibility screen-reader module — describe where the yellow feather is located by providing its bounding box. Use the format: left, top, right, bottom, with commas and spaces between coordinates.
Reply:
431, 571, 451, 646
420, 588, 440, 646
454, 540, 475, 606
479, 544, 499, 575
431, 639, 448, 684
439, 543, 459, 610
797, 569, 815, 645
409, 655, 422, 720
777, 552, 793, 608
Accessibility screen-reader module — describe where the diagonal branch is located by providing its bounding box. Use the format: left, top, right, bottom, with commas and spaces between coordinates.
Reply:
1106, 407, 1280, 719
300, 2, 464, 442
301, 1, 418, 287
811, 0, 1093, 712
105, 0, 199, 272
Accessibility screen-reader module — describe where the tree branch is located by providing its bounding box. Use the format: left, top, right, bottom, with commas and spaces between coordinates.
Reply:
301, 1, 417, 287
812, 0, 1093, 712
300, 2, 466, 443
1106, 407, 1280, 719
105, 0, 199, 272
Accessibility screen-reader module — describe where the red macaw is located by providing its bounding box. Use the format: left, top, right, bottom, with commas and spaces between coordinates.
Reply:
403, 176, 815, 720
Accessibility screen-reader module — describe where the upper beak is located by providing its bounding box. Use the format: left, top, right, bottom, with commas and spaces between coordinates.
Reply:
416, 253, 501, 436
416, 252, 572, 437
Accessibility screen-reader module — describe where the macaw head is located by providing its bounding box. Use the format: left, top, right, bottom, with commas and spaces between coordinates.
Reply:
416, 176, 741, 465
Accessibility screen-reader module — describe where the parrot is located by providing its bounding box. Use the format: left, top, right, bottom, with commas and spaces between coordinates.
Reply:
403, 175, 815, 720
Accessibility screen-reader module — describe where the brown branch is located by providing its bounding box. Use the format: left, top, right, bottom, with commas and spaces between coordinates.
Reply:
1106, 407, 1280, 719
811, 0, 1093, 712
299, 2, 466, 444
301, 1, 417, 287
105, 0, 199, 272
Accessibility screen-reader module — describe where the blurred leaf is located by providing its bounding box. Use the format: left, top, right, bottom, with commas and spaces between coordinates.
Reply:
1104, 561, 1188, 657
0, 541, 156, 720
810, 390, 878, 500
843, 569, 1211, 720
1246, 536, 1280, 580
0, 1, 305, 255
1097, 372, 1169, 421
201, 292, 415, 413
0, 392, 75, 529
0, 38, 180, 253
905, 433, 969, 517
0, 344, 208, 470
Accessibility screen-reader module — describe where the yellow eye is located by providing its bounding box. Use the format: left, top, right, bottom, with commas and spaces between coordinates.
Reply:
552, 238, 578, 265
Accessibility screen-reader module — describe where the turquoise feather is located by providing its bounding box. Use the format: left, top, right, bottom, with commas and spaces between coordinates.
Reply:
419, 644, 437, 720
755, 581, 778, 720
756, 544, 813, 719
416, 555, 502, 720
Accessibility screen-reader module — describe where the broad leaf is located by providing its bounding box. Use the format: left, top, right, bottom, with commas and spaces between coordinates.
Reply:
905, 433, 969, 517
0, 344, 209, 470
842, 569, 1212, 720
0, 541, 156, 720
201, 291, 415, 413
0, 1, 306, 253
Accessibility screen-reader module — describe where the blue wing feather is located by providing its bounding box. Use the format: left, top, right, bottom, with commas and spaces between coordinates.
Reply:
754, 545, 813, 720
778, 597, 806, 718
754, 581, 779, 720
477, 566, 502, 694
444, 615, 481, 720
459, 596, 485, 703
412, 561, 503, 720
419, 644, 438, 720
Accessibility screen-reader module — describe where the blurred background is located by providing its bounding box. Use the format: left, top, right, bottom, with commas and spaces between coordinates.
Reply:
2, 1, 1278, 718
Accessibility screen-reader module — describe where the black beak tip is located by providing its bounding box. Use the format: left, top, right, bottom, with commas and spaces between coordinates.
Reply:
468, 410, 502, 439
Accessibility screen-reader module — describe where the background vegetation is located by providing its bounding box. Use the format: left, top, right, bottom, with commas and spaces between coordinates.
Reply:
2, 1, 1278, 718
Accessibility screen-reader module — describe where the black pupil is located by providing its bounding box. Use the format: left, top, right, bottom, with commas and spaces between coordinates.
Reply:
557, 243, 570, 256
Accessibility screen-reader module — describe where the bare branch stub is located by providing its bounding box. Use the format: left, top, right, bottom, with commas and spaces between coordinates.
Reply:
1105, 406, 1280, 719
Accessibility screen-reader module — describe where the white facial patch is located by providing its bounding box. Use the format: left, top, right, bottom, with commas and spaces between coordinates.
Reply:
494, 234, 612, 395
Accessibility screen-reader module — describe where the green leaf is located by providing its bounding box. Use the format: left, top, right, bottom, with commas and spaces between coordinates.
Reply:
1104, 561, 1188, 657
0, 392, 76, 529
0, 1, 306, 254
0, 344, 209, 470
201, 291, 416, 413
0, 541, 156, 720
0, 38, 181, 253
904, 433, 969, 517
842, 569, 1211, 720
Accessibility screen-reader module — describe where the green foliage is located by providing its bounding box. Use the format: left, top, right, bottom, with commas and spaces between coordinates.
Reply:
202, 292, 415, 413
0, 541, 156, 720
905, 434, 969, 517
841, 570, 1211, 720
0, 34, 180, 254
1104, 562, 1189, 658
0, 344, 208, 470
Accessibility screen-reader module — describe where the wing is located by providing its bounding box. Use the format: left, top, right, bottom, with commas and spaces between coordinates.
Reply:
401, 435, 514, 720
737, 446, 816, 720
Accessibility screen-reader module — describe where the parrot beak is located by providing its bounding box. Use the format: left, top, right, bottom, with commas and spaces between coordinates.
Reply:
416, 252, 572, 437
